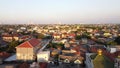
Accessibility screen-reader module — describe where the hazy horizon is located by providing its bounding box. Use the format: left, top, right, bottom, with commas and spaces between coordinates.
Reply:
0, 0, 120, 24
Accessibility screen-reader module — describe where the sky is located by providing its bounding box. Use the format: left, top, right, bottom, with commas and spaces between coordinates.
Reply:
0, 0, 120, 24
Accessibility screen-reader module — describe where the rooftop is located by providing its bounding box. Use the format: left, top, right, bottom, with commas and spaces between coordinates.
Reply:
16, 38, 40, 48
93, 54, 114, 68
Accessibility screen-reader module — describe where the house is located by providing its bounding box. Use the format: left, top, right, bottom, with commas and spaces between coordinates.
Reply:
107, 46, 120, 53
64, 42, 70, 48
68, 33, 76, 38
0, 52, 10, 64
37, 51, 50, 62
114, 58, 120, 68
19, 62, 29, 68
60, 39, 67, 44
39, 62, 48, 68
60, 46, 83, 64
0, 64, 17, 68
103, 32, 112, 37
53, 33, 61, 39
85, 53, 95, 68
16, 38, 41, 61
81, 38, 88, 44
2, 34, 19, 42
59, 54, 83, 64
19, 35, 31, 42
61, 33, 68, 38
112, 51, 120, 68
30, 62, 39, 68
85, 49, 114, 68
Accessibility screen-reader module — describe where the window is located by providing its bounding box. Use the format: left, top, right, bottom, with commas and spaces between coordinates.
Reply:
17, 53, 20, 56
64, 59, 70, 63
74, 59, 81, 64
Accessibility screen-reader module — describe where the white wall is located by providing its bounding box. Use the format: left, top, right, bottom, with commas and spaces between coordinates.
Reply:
37, 51, 50, 62
85, 53, 94, 68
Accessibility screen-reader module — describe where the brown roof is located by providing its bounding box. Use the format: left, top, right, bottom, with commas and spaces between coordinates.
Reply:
0, 52, 10, 59
59, 55, 84, 62
16, 38, 40, 48
20, 35, 30, 39
2, 33, 19, 37
39, 62, 48, 68
19, 62, 29, 68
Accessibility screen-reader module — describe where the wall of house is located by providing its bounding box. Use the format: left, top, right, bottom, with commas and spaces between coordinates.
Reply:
37, 51, 50, 62
3, 37, 13, 42
3, 37, 19, 42
85, 53, 94, 68
16, 48, 34, 61
114, 58, 120, 68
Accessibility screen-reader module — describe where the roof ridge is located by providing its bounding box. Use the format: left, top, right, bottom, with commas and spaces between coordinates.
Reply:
93, 55, 104, 61
16, 40, 33, 48
26, 41, 33, 48
16, 38, 39, 48
16, 41, 26, 48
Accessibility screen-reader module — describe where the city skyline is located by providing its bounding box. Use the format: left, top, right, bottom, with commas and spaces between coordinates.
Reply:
0, 0, 120, 24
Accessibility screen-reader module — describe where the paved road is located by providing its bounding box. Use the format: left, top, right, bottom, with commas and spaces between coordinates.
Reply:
38, 39, 50, 52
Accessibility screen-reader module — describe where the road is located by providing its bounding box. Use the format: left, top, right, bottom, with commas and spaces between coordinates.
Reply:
38, 39, 50, 52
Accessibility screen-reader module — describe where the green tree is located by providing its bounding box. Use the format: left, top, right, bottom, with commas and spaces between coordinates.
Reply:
107, 41, 117, 45
57, 43, 64, 50
115, 36, 120, 45
75, 35, 82, 40
7, 40, 18, 53
37, 33, 45, 39
44, 35, 52, 39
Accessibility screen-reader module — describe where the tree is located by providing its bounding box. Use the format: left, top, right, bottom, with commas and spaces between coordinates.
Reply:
47, 42, 64, 49
107, 41, 117, 45
115, 36, 120, 45
7, 40, 18, 53
37, 33, 45, 39
57, 43, 64, 50
75, 35, 82, 40
44, 35, 52, 39
75, 34, 91, 40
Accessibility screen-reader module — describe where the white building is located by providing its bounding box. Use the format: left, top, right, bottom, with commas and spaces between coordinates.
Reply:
64, 42, 70, 48
85, 53, 94, 68
114, 58, 120, 68
37, 51, 50, 62
107, 46, 120, 53
82, 38, 88, 44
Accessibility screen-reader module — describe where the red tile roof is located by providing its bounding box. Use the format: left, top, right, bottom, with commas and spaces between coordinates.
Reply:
53, 33, 60, 36
29, 38, 40, 47
69, 33, 76, 37
16, 38, 40, 48
0, 52, 10, 59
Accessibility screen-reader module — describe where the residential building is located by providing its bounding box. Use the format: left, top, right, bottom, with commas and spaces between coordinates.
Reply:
37, 51, 50, 62
85, 49, 114, 68
16, 38, 41, 61
2, 34, 19, 42
114, 58, 120, 68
